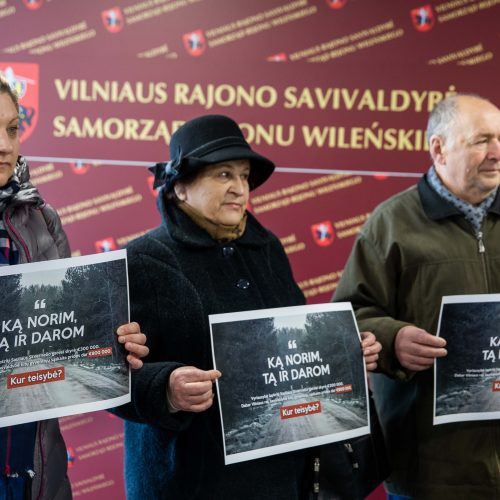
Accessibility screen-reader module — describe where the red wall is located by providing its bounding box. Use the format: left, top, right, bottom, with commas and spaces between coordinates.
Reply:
1, 0, 498, 497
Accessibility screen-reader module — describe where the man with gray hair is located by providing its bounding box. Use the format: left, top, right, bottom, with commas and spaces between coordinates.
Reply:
334, 94, 500, 499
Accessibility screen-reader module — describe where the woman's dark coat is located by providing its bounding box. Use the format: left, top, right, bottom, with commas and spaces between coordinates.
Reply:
117, 197, 308, 499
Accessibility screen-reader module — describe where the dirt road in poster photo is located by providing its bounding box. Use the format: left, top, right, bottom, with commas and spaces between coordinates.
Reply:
1, 362, 127, 417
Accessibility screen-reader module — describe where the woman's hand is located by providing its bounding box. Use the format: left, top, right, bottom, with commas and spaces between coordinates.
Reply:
168, 366, 221, 413
360, 331, 382, 371
116, 322, 149, 369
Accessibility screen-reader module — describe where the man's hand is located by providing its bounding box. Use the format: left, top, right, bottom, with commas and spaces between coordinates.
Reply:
360, 331, 382, 371
116, 322, 149, 369
168, 366, 221, 413
395, 325, 447, 371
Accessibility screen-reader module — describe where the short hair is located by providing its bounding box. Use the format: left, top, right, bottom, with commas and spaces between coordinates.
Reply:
426, 93, 490, 146
0, 75, 19, 112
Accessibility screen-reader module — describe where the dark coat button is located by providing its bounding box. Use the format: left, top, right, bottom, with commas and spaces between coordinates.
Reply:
222, 246, 235, 258
236, 278, 250, 289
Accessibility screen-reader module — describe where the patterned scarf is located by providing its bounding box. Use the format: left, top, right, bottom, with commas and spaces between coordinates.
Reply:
0, 219, 18, 266
0, 424, 37, 500
0, 156, 43, 212
0, 156, 43, 267
427, 166, 497, 235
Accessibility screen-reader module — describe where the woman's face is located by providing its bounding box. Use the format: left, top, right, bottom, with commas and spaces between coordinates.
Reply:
175, 159, 250, 226
0, 93, 19, 188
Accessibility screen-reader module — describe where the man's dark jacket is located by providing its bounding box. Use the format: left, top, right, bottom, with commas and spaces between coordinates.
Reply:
335, 174, 500, 499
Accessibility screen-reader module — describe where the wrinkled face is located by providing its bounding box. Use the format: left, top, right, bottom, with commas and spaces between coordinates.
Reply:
432, 97, 500, 205
0, 93, 19, 188
175, 159, 250, 226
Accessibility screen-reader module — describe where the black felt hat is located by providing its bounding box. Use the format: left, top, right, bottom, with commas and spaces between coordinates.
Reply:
151, 115, 275, 191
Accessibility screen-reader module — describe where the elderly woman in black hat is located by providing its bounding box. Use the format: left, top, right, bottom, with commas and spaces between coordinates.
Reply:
118, 114, 381, 499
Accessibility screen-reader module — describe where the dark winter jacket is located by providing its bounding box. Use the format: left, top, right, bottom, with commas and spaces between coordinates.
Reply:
3, 180, 71, 500
334, 174, 500, 499
118, 197, 308, 499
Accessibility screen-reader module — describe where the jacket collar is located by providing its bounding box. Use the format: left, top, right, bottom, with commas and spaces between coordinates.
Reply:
418, 171, 500, 220
157, 192, 271, 248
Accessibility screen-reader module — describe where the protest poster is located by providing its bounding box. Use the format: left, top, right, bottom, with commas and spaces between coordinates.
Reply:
0, 250, 130, 427
209, 302, 369, 464
434, 294, 500, 425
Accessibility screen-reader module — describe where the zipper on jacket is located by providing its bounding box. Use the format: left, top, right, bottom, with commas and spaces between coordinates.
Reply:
477, 231, 485, 254
4, 427, 11, 476
4, 211, 32, 263
312, 457, 320, 497
33, 422, 43, 500
477, 231, 489, 291
344, 442, 359, 469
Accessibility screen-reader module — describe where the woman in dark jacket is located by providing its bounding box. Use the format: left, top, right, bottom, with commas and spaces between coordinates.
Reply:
0, 77, 148, 500
119, 114, 381, 499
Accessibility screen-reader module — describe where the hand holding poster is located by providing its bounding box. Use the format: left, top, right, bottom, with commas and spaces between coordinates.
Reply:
0, 250, 130, 427
209, 302, 369, 464
434, 294, 500, 425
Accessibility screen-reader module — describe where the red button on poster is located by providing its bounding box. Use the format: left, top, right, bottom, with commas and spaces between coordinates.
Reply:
7, 367, 65, 389
280, 401, 321, 419
335, 384, 352, 394
87, 347, 113, 358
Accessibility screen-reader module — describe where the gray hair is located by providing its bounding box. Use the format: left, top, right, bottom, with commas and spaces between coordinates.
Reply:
427, 93, 492, 146
0, 75, 19, 112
